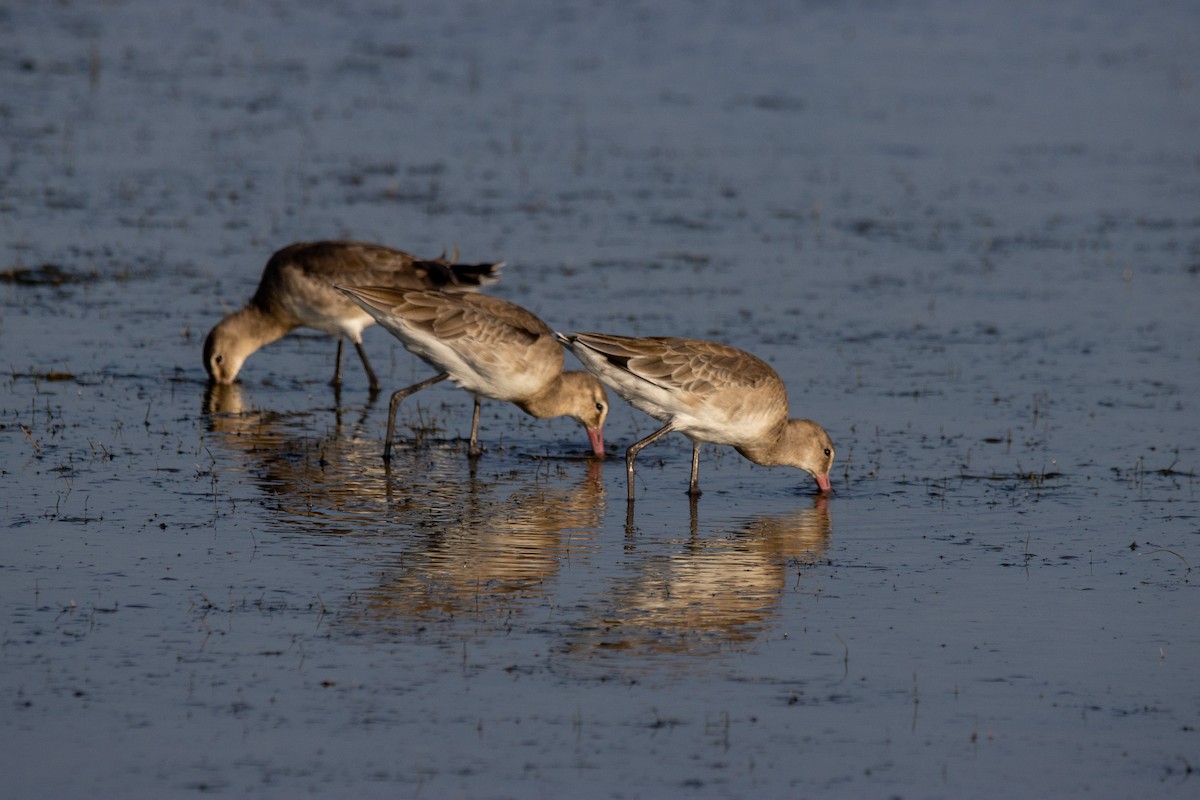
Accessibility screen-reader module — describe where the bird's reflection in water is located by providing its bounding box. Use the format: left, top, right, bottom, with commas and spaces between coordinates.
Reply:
204, 382, 610, 632
204, 381, 606, 526
347, 459, 606, 632
202, 384, 828, 659
574, 496, 831, 658
203, 383, 393, 530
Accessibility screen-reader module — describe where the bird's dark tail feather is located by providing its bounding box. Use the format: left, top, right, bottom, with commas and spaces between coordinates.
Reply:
417, 258, 504, 289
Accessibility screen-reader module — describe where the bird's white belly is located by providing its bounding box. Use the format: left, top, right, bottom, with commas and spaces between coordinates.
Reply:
287, 297, 374, 340
382, 322, 547, 401
618, 385, 776, 447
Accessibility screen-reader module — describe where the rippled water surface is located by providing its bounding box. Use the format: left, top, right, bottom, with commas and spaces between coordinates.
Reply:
3, 1, 1198, 797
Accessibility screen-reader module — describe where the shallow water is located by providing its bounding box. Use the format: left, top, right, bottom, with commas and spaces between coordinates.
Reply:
3, 0, 1198, 797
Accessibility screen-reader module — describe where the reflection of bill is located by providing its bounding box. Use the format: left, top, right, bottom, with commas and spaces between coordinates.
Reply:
203, 382, 248, 416
579, 497, 831, 656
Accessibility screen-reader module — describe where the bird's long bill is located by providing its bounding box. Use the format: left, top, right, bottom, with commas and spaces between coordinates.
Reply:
815, 473, 832, 493
586, 427, 605, 458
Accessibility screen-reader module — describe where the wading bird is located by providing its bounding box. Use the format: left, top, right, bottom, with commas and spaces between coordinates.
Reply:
338, 286, 608, 461
203, 241, 502, 389
557, 332, 833, 500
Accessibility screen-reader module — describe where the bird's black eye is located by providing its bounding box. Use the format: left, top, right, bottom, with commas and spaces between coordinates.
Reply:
215, 355, 223, 365
596, 402, 605, 412
824, 448, 831, 457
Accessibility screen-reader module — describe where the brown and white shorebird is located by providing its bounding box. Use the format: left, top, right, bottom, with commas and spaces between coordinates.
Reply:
203, 241, 502, 389
336, 286, 608, 461
556, 332, 834, 500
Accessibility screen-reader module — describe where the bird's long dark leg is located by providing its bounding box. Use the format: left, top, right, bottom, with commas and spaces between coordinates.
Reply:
384, 372, 449, 462
625, 422, 676, 502
468, 395, 483, 458
330, 340, 345, 387
688, 440, 703, 497
354, 341, 380, 393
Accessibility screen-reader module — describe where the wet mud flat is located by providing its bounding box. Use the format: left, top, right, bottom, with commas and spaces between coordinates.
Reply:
2, 1, 1199, 797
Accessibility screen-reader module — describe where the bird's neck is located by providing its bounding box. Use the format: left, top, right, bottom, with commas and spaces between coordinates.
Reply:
734, 419, 794, 467
516, 371, 584, 420
225, 305, 293, 350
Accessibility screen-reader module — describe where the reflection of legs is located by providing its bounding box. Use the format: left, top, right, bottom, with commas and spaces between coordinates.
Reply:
468, 396, 483, 458
625, 422, 676, 502
384, 372, 449, 461
688, 440, 703, 497
354, 341, 380, 392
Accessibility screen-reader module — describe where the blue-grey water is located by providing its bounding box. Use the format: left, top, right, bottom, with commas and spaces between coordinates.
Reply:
2, 1, 1198, 797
